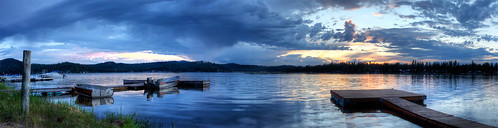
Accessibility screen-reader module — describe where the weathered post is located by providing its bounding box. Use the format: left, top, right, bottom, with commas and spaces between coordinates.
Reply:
21, 50, 31, 115
146, 77, 153, 88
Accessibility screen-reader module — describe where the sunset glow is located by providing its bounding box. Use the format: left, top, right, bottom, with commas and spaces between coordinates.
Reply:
0, 0, 497, 65
83, 50, 190, 63
279, 43, 401, 63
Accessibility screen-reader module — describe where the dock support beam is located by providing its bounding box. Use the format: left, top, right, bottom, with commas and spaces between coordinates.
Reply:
21, 50, 31, 115
146, 77, 153, 88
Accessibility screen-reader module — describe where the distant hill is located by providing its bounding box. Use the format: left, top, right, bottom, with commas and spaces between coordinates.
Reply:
0, 58, 291, 74
0, 58, 23, 74
1, 58, 497, 75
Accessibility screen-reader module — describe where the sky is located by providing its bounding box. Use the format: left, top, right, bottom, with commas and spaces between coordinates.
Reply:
0, 0, 497, 65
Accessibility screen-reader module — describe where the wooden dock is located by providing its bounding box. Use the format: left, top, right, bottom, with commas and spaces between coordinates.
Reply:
123, 80, 146, 84
381, 97, 494, 128
3, 78, 54, 82
330, 89, 426, 107
330, 89, 495, 128
31, 87, 75, 96
177, 80, 210, 88
107, 83, 145, 91
1, 78, 210, 97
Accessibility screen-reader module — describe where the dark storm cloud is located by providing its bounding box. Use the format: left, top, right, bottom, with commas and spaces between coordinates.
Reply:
409, 0, 498, 29
398, 15, 417, 19
363, 28, 496, 60
479, 35, 498, 42
0, 0, 344, 55
342, 20, 356, 41
409, 20, 498, 42
315, 0, 388, 10
264, 0, 390, 15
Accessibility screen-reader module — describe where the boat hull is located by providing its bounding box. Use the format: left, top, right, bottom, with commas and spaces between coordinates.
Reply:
151, 76, 180, 89
40, 72, 64, 79
75, 84, 114, 98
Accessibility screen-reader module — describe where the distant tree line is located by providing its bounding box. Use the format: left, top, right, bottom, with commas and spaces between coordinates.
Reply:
284, 60, 498, 74
0, 58, 231, 74
1, 58, 498, 75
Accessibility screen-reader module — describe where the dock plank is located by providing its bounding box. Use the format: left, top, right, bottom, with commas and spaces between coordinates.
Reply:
332, 89, 425, 99
177, 80, 210, 88
106, 83, 145, 91
330, 89, 495, 128
381, 97, 494, 128
31, 87, 74, 93
330, 89, 426, 107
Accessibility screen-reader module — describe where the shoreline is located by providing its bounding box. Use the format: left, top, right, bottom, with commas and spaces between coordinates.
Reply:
0, 83, 146, 128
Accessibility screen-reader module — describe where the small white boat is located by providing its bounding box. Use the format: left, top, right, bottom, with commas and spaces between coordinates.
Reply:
75, 84, 114, 98
40, 72, 65, 79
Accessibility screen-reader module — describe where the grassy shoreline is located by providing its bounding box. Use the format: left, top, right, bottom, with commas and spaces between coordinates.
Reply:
0, 83, 145, 128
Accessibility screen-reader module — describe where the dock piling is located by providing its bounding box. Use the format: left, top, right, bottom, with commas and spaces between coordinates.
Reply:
146, 77, 153, 88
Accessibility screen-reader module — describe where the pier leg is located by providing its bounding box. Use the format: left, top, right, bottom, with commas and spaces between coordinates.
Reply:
21, 50, 31, 115
146, 77, 153, 88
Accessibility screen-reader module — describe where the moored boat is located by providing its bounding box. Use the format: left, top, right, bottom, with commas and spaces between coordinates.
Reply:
152, 76, 180, 89
40, 72, 65, 79
75, 84, 114, 98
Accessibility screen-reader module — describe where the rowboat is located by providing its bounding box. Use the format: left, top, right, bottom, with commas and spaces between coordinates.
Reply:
40, 72, 65, 79
75, 84, 114, 98
152, 76, 180, 89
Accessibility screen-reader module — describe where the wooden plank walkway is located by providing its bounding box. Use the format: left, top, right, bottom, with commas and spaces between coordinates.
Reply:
381, 97, 494, 128
177, 80, 210, 88
330, 89, 426, 107
106, 83, 145, 91
31, 87, 74, 93
4, 78, 54, 82
330, 89, 495, 128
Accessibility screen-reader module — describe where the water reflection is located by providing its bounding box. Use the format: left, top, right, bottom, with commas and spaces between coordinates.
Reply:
144, 87, 180, 101
15, 73, 498, 127
76, 96, 114, 107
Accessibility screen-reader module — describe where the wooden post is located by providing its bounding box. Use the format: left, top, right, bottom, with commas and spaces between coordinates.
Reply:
21, 50, 31, 115
146, 77, 153, 88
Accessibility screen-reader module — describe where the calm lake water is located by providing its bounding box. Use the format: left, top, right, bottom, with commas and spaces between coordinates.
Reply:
6, 73, 498, 127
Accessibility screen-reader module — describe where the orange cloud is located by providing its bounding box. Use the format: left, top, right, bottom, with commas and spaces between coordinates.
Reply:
83, 50, 190, 63
373, 13, 384, 16
279, 43, 401, 63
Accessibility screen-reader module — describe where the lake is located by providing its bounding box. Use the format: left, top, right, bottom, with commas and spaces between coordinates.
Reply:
6, 73, 498, 127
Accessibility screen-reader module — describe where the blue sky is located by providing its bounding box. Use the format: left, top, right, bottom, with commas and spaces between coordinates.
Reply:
0, 0, 497, 65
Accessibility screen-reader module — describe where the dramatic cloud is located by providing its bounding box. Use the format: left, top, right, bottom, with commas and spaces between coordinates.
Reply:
0, 0, 497, 65
315, 0, 389, 10
408, 0, 498, 29
342, 20, 356, 41
360, 28, 497, 61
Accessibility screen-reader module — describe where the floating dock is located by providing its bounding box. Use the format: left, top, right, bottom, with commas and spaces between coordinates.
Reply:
3, 78, 54, 82
123, 80, 146, 84
177, 80, 210, 88
330, 89, 494, 128
31, 87, 75, 96
107, 83, 145, 91
330, 89, 426, 107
